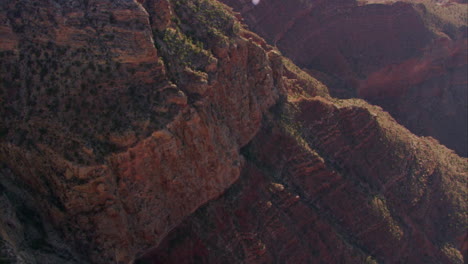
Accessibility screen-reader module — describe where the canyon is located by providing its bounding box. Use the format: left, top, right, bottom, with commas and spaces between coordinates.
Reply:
0, 0, 466, 263
220, 0, 467, 157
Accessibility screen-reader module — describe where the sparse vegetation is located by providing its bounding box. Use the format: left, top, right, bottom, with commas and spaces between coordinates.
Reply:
0, 23, 172, 164
370, 196, 404, 240
161, 27, 211, 69
276, 102, 319, 156
441, 243, 464, 264
364, 256, 378, 264
282, 57, 330, 98
173, 0, 235, 36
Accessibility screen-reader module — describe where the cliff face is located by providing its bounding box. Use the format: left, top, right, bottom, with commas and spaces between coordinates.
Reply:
0, 0, 282, 262
140, 64, 467, 264
220, 0, 468, 157
0, 0, 466, 264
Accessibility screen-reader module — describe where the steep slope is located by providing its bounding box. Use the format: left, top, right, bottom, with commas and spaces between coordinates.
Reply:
0, 0, 283, 262
0, 0, 466, 264
140, 60, 467, 264
220, 0, 468, 157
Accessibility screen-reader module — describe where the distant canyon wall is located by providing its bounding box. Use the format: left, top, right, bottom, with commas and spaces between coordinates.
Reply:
220, 0, 468, 156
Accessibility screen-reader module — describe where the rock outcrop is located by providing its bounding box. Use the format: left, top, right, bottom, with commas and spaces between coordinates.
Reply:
0, 0, 282, 262
220, 0, 468, 156
0, 0, 466, 263
139, 61, 467, 264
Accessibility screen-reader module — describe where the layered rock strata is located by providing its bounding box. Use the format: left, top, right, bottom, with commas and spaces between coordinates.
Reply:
140, 64, 467, 264
0, 0, 282, 262
220, 0, 468, 156
0, 0, 466, 263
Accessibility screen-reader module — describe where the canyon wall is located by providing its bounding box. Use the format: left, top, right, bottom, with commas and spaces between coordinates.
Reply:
0, 0, 283, 262
140, 60, 467, 264
0, 0, 466, 263
220, 0, 468, 157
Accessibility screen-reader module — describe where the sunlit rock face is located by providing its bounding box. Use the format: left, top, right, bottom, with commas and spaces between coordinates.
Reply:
220, 0, 468, 157
141, 89, 467, 264
0, 0, 466, 263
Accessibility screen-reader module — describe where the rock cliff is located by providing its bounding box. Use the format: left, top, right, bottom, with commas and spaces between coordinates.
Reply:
0, 0, 466, 263
220, 0, 468, 157
139, 60, 467, 264
0, 0, 282, 262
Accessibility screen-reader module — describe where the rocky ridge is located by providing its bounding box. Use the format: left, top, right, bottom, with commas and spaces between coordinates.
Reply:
220, 0, 468, 156
140, 58, 467, 264
1, 0, 282, 262
0, 0, 466, 263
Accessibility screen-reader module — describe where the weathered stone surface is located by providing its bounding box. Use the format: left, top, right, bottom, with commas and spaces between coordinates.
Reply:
0, 0, 282, 262
0, 0, 466, 263
143, 95, 467, 264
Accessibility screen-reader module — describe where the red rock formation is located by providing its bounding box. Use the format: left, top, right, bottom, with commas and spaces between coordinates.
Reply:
142, 92, 467, 264
0, 0, 466, 263
220, 0, 468, 156
0, 0, 282, 262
